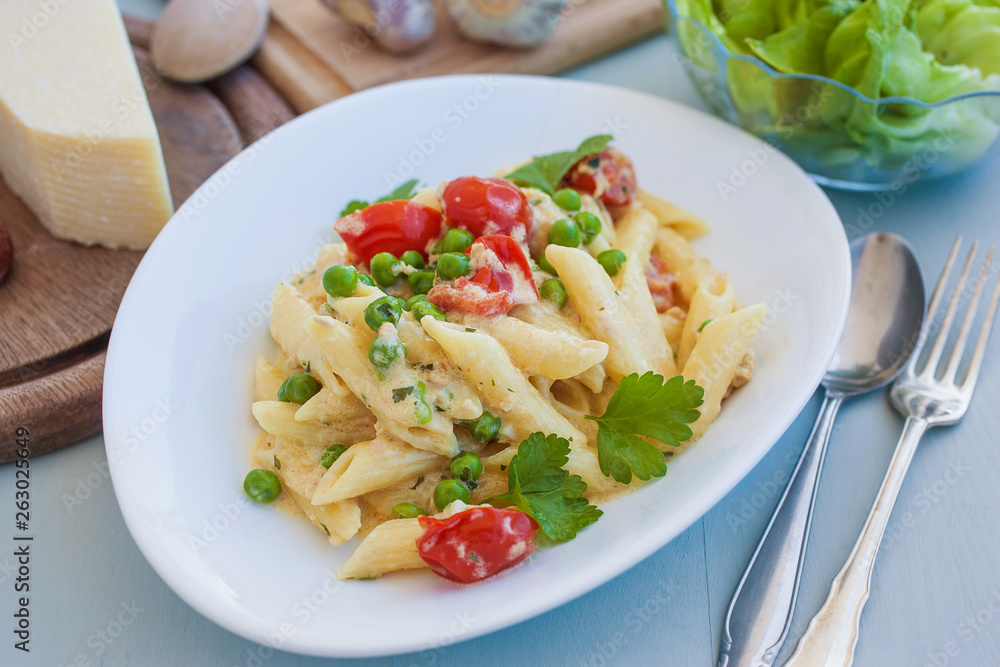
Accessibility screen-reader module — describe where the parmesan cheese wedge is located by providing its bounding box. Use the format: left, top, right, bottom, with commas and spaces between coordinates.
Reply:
0, 0, 172, 249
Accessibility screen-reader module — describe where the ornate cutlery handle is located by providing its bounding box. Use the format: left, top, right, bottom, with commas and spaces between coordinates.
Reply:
784, 416, 929, 667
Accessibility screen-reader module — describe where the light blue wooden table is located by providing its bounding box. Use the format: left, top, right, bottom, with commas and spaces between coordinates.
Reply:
3, 2, 1000, 665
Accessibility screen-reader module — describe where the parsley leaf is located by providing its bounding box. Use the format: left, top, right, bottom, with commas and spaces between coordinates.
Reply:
504, 135, 613, 195
586, 372, 704, 484
698, 319, 714, 333
338, 179, 420, 217
488, 433, 602, 541
392, 386, 415, 403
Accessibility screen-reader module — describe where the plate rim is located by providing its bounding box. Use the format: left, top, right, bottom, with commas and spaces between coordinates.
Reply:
104, 73, 852, 658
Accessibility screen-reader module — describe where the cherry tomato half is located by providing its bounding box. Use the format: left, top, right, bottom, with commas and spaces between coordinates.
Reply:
441, 177, 533, 238
427, 235, 537, 317
564, 147, 638, 208
417, 507, 538, 584
334, 200, 442, 264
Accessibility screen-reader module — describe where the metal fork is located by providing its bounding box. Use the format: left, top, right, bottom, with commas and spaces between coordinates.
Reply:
783, 237, 1000, 667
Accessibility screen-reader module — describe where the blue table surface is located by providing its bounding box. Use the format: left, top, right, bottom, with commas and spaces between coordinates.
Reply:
3, 2, 1000, 666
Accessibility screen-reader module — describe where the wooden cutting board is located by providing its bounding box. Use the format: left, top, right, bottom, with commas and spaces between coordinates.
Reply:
257, 0, 664, 112
0, 17, 294, 463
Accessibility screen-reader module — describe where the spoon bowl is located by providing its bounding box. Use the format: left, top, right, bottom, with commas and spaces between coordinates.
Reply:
825, 233, 926, 396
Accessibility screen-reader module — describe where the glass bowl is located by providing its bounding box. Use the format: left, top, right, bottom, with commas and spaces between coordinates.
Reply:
663, 0, 1000, 191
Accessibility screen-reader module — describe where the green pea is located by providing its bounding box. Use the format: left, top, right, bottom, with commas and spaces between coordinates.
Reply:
404, 294, 428, 311
548, 218, 581, 248
468, 410, 501, 444
364, 295, 403, 331
597, 249, 627, 277
413, 398, 433, 425
450, 452, 484, 483
370, 252, 401, 287
369, 337, 406, 369
357, 273, 375, 287
436, 253, 471, 281
430, 238, 446, 255
442, 228, 475, 254
574, 211, 603, 245
244, 469, 281, 504
433, 478, 471, 511
536, 254, 558, 276
392, 502, 428, 519
322, 265, 358, 298
539, 279, 568, 309
411, 300, 447, 323
400, 250, 425, 269
408, 270, 435, 295
277, 373, 321, 403
553, 188, 582, 211
320, 444, 347, 468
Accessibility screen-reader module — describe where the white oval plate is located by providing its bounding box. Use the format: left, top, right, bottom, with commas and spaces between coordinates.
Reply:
104, 75, 850, 658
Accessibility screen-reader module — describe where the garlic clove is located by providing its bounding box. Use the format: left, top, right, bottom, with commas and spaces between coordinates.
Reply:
320, 0, 438, 54
444, 0, 568, 48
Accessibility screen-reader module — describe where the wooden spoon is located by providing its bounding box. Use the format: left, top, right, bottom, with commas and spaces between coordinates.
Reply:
0, 221, 13, 285
151, 0, 269, 83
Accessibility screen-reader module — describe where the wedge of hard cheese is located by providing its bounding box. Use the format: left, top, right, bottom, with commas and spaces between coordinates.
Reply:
0, 0, 172, 249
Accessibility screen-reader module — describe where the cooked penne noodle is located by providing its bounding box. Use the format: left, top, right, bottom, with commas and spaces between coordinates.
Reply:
653, 227, 714, 306
618, 251, 677, 378
337, 518, 426, 580
252, 401, 375, 445
312, 435, 448, 504
260, 437, 361, 545
613, 206, 658, 265
294, 388, 371, 423
255, 356, 285, 401
545, 245, 655, 379
304, 315, 460, 457
271, 283, 352, 397
660, 306, 687, 351
421, 318, 586, 446
677, 272, 736, 369
637, 189, 711, 240
682, 303, 766, 440
474, 316, 608, 380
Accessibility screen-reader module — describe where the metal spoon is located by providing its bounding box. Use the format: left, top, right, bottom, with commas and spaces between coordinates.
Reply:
150, 0, 269, 84
717, 232, 925, 667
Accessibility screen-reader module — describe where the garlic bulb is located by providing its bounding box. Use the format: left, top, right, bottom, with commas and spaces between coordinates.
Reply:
320, 0, 437, 54
444, 0, 568, 48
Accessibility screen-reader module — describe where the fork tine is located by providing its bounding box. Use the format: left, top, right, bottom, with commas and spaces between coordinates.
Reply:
909, 237, 962, 376
961, 253, 1000, 393
943, 247, 994, 383
920, 240, 977, 379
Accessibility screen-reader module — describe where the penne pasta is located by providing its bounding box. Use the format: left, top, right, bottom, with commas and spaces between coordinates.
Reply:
474, 316, 608, 380
682, 303, 766, 440
618, 251, 677, 378
613, 205, 658, 266
677, 272, 736, 369
545, 245, 655, 379
252, 401, 375, 446
312, 435, 448, 504
254, 356, 285, 402
653, 227, 713, 306
637, 189, 711, 240
337, 518, 426, 580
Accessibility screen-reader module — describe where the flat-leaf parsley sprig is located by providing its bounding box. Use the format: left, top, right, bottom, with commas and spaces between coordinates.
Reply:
504, 135, 612, 195
488, 433, 603, 542
587, 372, 704, 484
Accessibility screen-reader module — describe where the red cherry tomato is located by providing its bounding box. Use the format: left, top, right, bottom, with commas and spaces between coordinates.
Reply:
427, 235, 537, 317
334, 200, 442, 263
564, 147, 638, 207
645, 255, 677, 313
417, 507, 538, 584
441, 177, 533, 237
